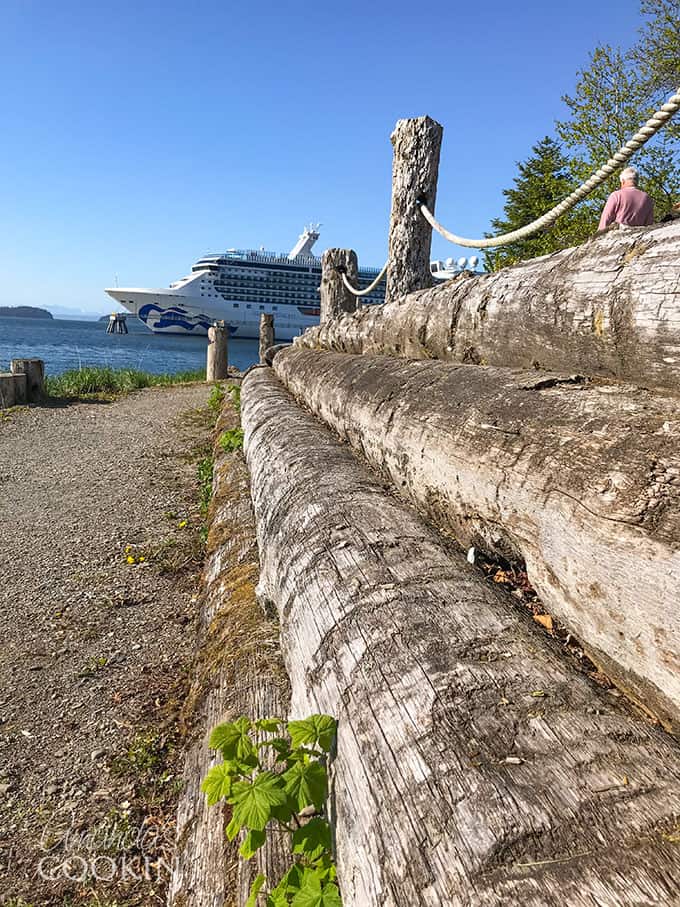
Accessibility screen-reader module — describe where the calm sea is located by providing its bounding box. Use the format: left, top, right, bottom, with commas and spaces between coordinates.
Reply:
0, 317, 259, 376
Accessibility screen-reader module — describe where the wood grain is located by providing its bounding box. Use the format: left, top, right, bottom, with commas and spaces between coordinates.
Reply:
273, 348, 680, 733
242, 366, 680, 907
298, 221, 680, 393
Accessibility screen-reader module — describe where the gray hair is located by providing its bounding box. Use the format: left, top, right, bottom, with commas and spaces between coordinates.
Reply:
620, 166, 639, 184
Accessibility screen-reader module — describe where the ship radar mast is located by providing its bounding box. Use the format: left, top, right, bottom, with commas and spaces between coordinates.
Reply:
288, 223, 321, 259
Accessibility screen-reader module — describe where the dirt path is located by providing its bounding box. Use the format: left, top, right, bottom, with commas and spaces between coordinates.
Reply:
0, 385, 213, 906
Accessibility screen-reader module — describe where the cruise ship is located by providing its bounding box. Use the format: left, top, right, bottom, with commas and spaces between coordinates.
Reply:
104, 225, 385, 339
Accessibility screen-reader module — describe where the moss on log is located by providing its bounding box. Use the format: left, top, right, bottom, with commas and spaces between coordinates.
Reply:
169, 400, 290, 907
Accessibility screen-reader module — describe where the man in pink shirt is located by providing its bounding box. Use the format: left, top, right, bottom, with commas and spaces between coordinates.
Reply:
598, 166, 654, 230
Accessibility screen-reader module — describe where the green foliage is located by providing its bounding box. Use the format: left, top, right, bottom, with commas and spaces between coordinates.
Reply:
207, 383, 225, 417
202, 713, 340, 906
197, 455, 214, 517
45, 365, 204, 398
488, 3, 679, 270
484, 137, 596, 270
556, 42, 680, 220
219, 427, 244, 453
634, 0, 680, 98
226, 381, 242, 411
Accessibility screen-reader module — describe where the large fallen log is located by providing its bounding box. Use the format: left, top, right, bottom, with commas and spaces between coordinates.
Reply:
273, 348, 680, 734
242, 367, 680, 907
297, 221, 680, 393
169, 401, 290, 907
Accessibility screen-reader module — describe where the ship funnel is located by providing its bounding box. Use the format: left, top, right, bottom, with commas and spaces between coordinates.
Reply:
288, 223, 321, 259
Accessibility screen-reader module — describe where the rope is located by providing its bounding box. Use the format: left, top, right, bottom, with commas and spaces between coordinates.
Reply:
340, 261, 389, 296
420, 88, 680, 249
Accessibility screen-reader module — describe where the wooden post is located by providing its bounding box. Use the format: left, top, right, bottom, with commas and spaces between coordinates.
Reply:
11, 358, 44, 402
259, 313, 275, 363
206, 322, 228, 381
386, 116, 443, 303
320, 248, 359, 325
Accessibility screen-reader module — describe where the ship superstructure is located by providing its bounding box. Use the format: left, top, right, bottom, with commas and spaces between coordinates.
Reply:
105, 226, 385, 338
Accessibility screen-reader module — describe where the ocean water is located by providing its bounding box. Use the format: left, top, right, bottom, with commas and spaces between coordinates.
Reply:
0, 316, 260, 376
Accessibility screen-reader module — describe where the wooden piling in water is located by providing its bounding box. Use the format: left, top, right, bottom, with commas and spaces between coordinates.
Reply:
206, 322, 228, 381
258, 313, 275, 364
320, 248, 360, 325
386, 116, 443, 303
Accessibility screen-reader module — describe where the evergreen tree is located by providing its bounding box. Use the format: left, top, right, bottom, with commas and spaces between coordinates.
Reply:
484, 138, 593, 271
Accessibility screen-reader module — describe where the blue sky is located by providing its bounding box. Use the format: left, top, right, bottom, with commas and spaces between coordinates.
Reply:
0, 0, 644, 314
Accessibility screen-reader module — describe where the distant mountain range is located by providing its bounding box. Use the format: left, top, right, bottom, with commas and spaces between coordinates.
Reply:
0, 305, 53, 319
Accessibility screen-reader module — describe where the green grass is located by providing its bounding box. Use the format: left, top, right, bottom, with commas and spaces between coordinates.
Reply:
45, 366, 205, 399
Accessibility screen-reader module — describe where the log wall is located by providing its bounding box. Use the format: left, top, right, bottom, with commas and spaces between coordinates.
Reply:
297, 221, 680, 393
241, 366, 680, 907
273, 348, 680, 733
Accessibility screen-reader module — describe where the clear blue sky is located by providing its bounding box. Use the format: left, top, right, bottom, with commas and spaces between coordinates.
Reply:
0, 0, 644, 314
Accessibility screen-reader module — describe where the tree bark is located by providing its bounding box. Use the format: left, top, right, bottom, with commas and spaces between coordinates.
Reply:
386, 116, 443, 302
207, 323, 229, 381
320, 249, 359, 324
241, 367, 680, 907
169, 400, 290, 907
297, 221, 680, 393
273, 348, 680, 734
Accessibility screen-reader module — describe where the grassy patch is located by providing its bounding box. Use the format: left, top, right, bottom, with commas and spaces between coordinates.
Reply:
206, 383, 225, 419
45, 366, 205, 399
197, 455, 214, 518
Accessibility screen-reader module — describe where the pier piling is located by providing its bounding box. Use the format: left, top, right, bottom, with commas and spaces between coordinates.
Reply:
206, 321, 228, 381
10, 358, 44, 402
386, 116, 443, 302
320, 248, 359, 324
258, 313, 275, 364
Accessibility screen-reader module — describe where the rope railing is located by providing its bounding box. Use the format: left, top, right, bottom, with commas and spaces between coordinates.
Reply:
419, 87, 680, 250
340, 261, 389, 297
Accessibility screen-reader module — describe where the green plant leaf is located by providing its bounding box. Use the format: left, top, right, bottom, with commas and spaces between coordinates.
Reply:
246, 872, 266, 907
201, 762, 236, 805
226, 812, 242, 841
240, 828, 267, 859
291, 872, 342, 907
283, 760, 327, 812
287, 715, 337, 753
209, 717, 256, 762
255, 718, 283, 733
292, 817, 332, 861
268, 864, 304, 904
232, 772, 288, 831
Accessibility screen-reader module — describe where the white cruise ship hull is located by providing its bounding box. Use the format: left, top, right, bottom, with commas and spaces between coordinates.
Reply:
104, 285, 320, 340
104, 227, 386, 339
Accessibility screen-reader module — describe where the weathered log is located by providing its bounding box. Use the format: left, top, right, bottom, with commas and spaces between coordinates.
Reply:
207, 322, 229, 381
297, 221, 680, 393
11, 358, 44, 402
386, 116, 442, 302
0, 372, 26, 408
259, 313, 275, 364
273, 348, 680, 733
169, 400, 290, 907
320, 249, 359, 324
241, 367, 680, 906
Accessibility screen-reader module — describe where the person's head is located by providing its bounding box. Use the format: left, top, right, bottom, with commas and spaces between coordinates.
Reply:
620, 166, 639, 187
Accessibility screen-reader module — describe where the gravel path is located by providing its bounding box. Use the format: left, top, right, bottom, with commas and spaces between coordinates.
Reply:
0, 384, 212, 905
